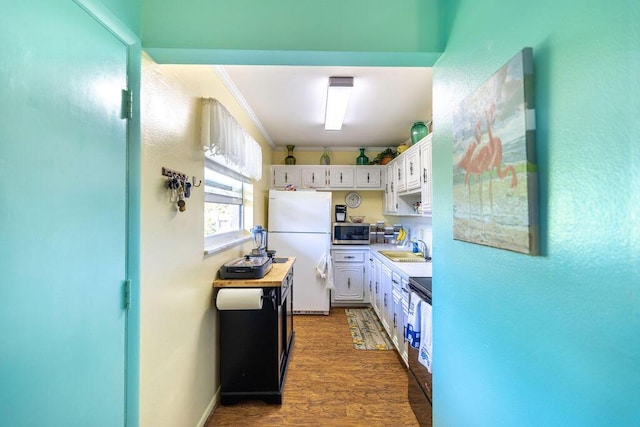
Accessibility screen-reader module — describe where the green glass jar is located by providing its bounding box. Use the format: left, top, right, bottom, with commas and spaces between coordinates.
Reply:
356, 148, 369, 165
410, 122, 428, 144
320, 147, 330, 165
284, 145, 296, 165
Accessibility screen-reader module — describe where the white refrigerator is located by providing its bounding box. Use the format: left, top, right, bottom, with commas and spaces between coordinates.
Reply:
268, 189, 332, 314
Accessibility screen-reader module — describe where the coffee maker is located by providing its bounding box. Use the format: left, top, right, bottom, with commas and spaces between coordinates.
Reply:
335, 205, 347, 222
250, 225, 268, 257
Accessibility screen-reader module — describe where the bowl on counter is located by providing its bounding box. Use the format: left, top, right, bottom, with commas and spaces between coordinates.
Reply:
349, 216, 365, 223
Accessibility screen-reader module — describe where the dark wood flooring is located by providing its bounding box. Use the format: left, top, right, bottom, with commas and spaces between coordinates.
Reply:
206, 308, 419, 426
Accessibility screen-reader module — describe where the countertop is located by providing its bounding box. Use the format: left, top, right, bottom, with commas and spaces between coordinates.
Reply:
331, 244, 432, 278
213, 257, 296, 288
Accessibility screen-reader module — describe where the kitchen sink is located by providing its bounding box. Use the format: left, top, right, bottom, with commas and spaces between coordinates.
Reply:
379, 251, 428, 262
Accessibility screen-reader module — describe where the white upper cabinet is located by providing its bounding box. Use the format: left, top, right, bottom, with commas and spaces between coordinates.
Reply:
300, 166, 328, 189
404, 145, 421, 192
393, 157, 406, 193
271, 165, 384, 190
383, 134, 432, 216
354, 166, 382, 188
272, 166, 301, 188
420, 134, 433, 216
328, 166, 355, 188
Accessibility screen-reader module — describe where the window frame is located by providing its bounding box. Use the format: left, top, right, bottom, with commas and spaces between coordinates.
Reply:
204, 157, 252, 254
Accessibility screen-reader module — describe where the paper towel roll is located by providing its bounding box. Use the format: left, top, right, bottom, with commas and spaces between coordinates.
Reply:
216, 288, 264, 310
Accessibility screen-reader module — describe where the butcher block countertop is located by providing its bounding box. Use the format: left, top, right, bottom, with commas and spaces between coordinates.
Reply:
213, 257, 296, 288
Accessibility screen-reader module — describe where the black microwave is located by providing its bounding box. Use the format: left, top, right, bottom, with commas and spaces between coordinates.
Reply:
332, 223, 370, 245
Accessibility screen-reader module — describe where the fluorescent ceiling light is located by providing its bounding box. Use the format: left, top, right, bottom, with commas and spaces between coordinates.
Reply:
324, 76, 353, 131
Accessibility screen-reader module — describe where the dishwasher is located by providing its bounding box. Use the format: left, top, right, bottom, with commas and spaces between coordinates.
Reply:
407, 276, 432, 426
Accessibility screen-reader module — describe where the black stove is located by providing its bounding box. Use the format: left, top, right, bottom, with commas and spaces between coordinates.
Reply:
408, 277, 432, 301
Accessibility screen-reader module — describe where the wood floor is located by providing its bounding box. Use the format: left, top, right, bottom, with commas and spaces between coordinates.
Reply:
206, 308, 419, 426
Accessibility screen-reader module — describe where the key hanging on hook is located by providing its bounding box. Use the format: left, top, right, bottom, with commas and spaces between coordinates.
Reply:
177, 184, 186, 212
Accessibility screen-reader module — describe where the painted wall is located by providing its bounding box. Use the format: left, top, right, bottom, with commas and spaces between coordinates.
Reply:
142, 0, 445, 66
98, 0, 140, 33
1, 1, 142, 426
139, 56, 272, 426
431, 0, 640, 425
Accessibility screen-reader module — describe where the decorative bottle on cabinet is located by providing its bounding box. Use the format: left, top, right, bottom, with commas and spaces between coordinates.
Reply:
285, 145, 296, 165
356, 148, 369, 165
410, 122, 428, 144
320, 147, 331, 165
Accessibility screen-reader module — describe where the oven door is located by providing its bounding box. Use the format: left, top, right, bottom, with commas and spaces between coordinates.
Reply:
408, 278, 432, 426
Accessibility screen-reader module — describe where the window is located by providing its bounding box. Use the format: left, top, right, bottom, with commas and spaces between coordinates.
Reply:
204, 157, 252, 252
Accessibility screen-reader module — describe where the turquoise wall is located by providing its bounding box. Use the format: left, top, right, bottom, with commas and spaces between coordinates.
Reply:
142, 0, 445, 66
97, 0, 141, 33
0, 1, 141, 426
432, 0, 639, 425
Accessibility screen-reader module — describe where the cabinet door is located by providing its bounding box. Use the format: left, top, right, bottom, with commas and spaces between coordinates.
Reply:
355, 166, 382, 189
405, 147, 421, 191
328, 166, 355, 188
420, 135, 433, 216
385, 163, 398, 214
371, 257, 382, 316
300, 166, 327, 189
380, 264, 393, 334
394, 157, 406, 193
272, 166, 301, 188
333, 264, 365, 301
400, 276, 409, 365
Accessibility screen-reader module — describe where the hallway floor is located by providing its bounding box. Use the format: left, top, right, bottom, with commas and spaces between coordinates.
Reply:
206, 308, 420, 426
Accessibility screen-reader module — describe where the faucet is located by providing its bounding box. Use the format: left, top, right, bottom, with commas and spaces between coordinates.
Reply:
416, 240, 431, 261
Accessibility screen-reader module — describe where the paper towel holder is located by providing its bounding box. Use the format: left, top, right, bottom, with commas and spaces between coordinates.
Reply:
262, 289, 276, 309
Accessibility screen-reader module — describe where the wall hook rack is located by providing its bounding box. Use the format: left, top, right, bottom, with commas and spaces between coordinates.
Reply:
162, 167, 200, 212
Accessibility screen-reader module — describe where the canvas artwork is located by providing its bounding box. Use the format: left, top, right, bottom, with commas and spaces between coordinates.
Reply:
452, 48, 538, 255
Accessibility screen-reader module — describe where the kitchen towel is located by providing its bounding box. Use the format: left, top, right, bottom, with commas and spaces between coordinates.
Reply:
216, 288, 263, 310
406, 292, 421, 348
418, 300, 432, 373
315, 253, 334, 290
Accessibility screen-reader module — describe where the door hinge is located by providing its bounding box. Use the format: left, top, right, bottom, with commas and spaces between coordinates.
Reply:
121, 89, 133, 120
123, 279, 131, 310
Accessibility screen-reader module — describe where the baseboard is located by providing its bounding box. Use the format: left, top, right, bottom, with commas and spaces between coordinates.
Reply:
197, 386, 221, 427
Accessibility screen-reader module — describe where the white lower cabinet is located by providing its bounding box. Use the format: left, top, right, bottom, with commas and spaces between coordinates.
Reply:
364, 252, 412, 365
380, 263, 393, 334
331, 249, 366, 304
370, 256, 382, 317
392, 272, 409, 365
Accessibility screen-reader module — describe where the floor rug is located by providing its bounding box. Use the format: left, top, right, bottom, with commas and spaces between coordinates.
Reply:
345, 308, 395, 350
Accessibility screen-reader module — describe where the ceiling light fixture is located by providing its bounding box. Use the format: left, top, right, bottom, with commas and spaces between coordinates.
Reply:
324, 76, 354, 131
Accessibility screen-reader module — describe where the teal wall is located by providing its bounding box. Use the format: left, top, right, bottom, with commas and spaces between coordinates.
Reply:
142, 0, 445, 66
0, 1, 142, 426
97, 0, 141, 33
431, 0, 639, 425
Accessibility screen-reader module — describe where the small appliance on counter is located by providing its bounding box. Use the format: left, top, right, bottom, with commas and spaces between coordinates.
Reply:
218, 256, 273, 279
335, 204, 347, 222
218, 224, 274, 279
250, 224, 268, 256
332, 222, 370, 244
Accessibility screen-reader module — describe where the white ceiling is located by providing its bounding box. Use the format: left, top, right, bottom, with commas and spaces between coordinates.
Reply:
219, 65, 433, 150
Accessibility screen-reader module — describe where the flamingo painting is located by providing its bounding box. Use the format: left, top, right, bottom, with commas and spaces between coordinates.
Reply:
452, 47, 538, 255
456, 104, 518, 220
